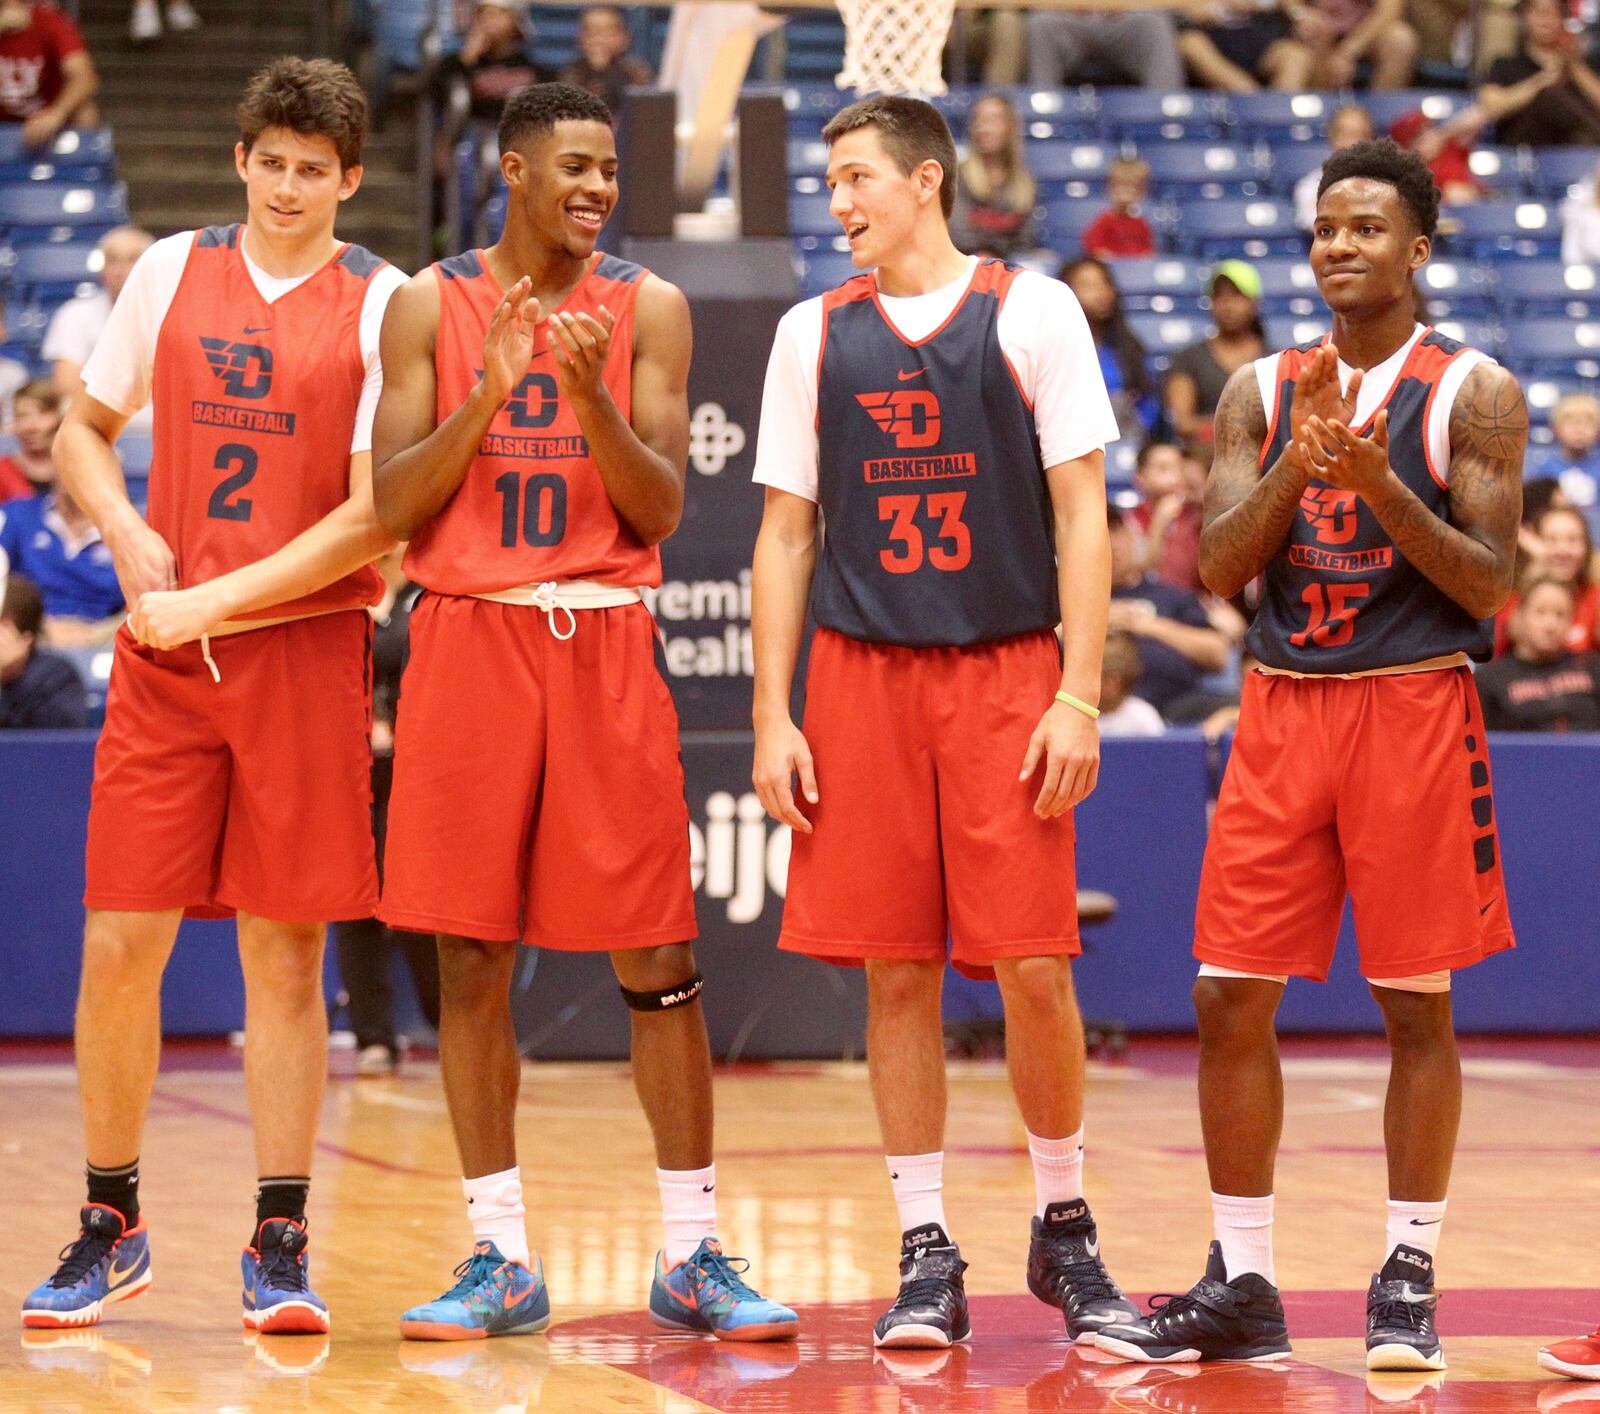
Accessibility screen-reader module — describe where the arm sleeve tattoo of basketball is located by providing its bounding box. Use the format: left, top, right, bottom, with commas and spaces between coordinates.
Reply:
1198, 365, 1311, 599
1363, 362, 1524, 621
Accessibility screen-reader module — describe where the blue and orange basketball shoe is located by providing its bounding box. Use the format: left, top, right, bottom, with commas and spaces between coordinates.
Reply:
241, 1218, 329, 1335
649, 1238, 799, 1342
400, 1242, 551, 1341
22, 1204, 151, 1328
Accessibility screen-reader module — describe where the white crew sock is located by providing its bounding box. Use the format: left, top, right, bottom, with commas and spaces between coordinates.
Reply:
886, 1152, 947, 1237
1212, 1191, 1275, 1285
1385, 1198, 1446, 1267
462, 1167, 529, 1267
1027, 1127, 1085, 1218
657, 1164, 718, 1267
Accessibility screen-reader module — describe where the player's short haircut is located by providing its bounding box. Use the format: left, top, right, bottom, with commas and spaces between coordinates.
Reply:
498, 83, 614, 156
237, 57, 368, 172
14, 378, 60, 413
2, 573, 43, 639
823, 96, 958, 220
1316, 138, 1439, 239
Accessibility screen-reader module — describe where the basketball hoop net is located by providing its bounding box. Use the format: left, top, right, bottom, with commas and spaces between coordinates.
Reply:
834, 0, 956, 96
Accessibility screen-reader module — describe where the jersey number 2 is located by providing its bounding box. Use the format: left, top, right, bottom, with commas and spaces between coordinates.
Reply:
494, 471, 568, 549
206, 443, 257, 522
1290, 582, 1369, 648
878, 492, 972, 574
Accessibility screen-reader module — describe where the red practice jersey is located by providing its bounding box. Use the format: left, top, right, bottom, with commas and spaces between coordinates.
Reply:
403, 248, 660, 595
149, 224, 384, 621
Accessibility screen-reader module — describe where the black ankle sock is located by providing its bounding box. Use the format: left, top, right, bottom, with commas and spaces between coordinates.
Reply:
86, 1160, 140, 1227
254, 1175, 310, 1239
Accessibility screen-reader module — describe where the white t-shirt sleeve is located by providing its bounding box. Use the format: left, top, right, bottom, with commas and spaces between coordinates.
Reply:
1000, 270, 1119, 469
80, 231, 195, 418
351, 262, 409, 455
41, 293, 107, 368
751, 297, 825, 502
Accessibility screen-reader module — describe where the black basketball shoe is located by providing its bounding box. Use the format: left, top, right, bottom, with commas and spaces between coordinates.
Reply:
1366, 1245, 1445, 1371
1026, 1198, 1141, 1342
1092, 1241, 1292, 1363
873, 1224, 970, 1350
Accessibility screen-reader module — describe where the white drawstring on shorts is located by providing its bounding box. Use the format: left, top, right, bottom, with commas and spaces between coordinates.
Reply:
199, 632, 221, 683
471, 579, 643, 637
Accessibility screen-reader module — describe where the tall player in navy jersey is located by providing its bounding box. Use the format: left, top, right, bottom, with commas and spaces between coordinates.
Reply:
1095, 142, 1525, 1371
752, 96, 1139, 1349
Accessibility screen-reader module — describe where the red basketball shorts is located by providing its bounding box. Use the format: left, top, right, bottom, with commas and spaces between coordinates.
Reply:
84, 611, 378, 922
1195, 667, 1516, 981
779, 627, 1082, 981
380, 595, 697, 950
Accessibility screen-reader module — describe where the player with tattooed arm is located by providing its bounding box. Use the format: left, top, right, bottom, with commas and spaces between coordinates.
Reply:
1094, 140, 1524, 1373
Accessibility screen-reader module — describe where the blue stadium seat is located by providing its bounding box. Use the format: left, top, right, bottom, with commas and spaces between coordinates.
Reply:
1265, 316, 1327, 351
2, 241, 101, 302
6, 302, 51, 348
1361, 91, 1471, 131
1012, 89, 1098, 141
1250, 256, 1320, 315
781, 14, 848, 82
1524, 376, 1599, 427
1092, 90, 1226, 141
1228, 91, 1329, 144
1429, 319, 1502, 357
0, 160, 113, 185
526, 4, 583, 71
1415, 259, 1496, 320
1270, 144, 1328, 195
1173, 198, 1302, 258
1104, 255, 1205, 313
790, 190, 840, 237
1125, 312, 1206, 368
1502, 317, 1600, 377
1526, 147, 1600, 200
797, 245, 861, 297
371, 0, 451, 114
1494, 262, 1600, 318
1444, 199, 1560, 259
1465, 147, 1527, 194
0, 127, 114, 170
54, 644, 111, 727
787, 137, 829, 178
1036, 194, 1105, 253
0, 182, 127, 236
1026, 141, 1117, 188
1141, 142, 1266, 198
118, 435, 155, 479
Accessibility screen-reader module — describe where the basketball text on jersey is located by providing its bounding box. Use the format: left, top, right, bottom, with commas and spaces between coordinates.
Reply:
1248, 329, 1495, 673
811, 259, 1057, 648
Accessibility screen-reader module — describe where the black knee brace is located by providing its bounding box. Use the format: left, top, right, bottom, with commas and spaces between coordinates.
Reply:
620, 972, 704, 1012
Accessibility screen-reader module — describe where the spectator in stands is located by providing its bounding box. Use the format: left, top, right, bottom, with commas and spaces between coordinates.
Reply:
1388, 105, 1492, 204
1479, 0, 1600, 146
1295, 105, 1375, 229
1177, 0, 1313, 93
0, 302, 30, 428
335, 551, 440, 1076
130, 0, 200, 43
0, 379, 60, 504
0, 572, 86, 727
1500, 503, 1600, 654
442, 0, 544, 126
1299, 0, 1419, 89
1025, 6, 1185, 89
1082, 157, 1154, 260
1108, 504, 1229, 714
1560, 154, 1600, 263
1165, 260, 1265, 445
0, 1, 98, 147
1477, 578, 1600, 730
946, 11, 1024, 85
44, 226, 154, 435
949, 94, 1037, 259
1098, 632, 1166, 736
1060, 256, 1158, 446
559, 5, 653, 112
0, 462, 122, 647
1528, 394, 1600, 529
1128, 440, 1204, 592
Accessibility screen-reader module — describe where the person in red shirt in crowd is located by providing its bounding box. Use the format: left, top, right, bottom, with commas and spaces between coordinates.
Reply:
1388, 107, 1492, 206
1476, 577, 1600, 732
1127, 440, 1204, 593
1496, 503, 1600, 654
0, 379, 63, 503
1081, 158, 1154, 260
0, 1, 98, 147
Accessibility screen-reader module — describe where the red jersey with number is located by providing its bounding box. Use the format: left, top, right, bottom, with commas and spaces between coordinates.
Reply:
402, 248, 658, 595
148, 224, 384, 620
1245, 328, 1495, 673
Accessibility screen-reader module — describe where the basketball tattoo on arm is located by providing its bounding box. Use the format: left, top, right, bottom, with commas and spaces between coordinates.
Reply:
1198, 365, 1310, 599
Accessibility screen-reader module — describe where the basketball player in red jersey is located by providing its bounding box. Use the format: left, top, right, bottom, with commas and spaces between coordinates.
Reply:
373, 84, 795, 1343
22, 59, 404, 1336
1095, 141, 1524, 1372
751, 96, 1140, 1350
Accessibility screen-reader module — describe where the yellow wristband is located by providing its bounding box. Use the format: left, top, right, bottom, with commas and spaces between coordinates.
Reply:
1054, 690, 1100, 720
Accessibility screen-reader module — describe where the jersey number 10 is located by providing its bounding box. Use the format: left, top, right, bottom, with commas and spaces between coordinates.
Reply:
494, 471, 568, 549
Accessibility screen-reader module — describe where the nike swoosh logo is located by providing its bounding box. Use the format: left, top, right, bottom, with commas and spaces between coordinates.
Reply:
502, 1279, 536, 1308
896, 367, 926, 381
701, 1184, 714, 1193
1408, 1218, 1443, 1226
663, 1282, 699, 1311
1086, 1236, 1100, 1258
242, 325, 271, 335
1479, 901, 1494, 916
107, 1255, 142, 1286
